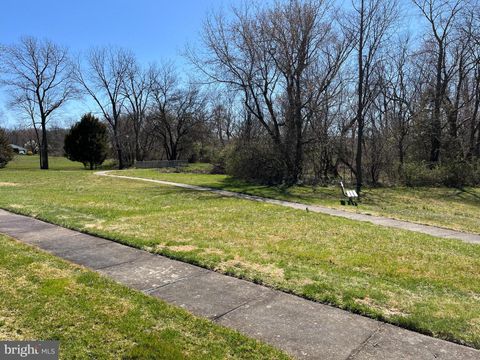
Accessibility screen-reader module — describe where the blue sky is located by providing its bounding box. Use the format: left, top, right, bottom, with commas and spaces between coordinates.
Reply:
0, 0, 421, 128
0, 0, 229, 64
0, 0, 229, 127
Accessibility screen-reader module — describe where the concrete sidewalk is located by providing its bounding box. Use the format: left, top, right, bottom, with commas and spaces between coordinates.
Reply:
95, 171, 480, 245
0, 209, 478, 359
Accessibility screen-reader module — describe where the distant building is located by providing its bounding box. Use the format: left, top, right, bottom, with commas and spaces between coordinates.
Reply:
9, 144, 27, 155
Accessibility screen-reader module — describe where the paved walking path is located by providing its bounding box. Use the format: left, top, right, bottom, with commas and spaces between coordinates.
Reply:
96, 171, 480, 244
0, 209, 478, 359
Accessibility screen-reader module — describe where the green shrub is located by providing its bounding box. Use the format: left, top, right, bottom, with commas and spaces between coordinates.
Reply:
441, 161, 469, 187
0, 128, 14, 168
210, 146, 230, 174
225, 140, 284, 185
470, 160, 480, 186
403, 161, 480, 187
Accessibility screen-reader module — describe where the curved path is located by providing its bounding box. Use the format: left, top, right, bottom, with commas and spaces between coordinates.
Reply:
96, 171, 480, 244
0, 209, 478, 359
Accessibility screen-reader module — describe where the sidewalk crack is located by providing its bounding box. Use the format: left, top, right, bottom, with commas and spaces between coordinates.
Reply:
346, 323, 384, 360
211, 297, 261, 322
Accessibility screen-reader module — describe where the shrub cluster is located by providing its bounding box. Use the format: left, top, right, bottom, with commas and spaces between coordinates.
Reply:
224, 141, 285, 185
403, 161, 480, 187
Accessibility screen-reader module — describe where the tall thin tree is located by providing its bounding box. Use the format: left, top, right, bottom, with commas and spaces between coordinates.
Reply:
349, 0, 398, 193
122, 59, 153, 162
74, 47, 133, 169
412, 0, 463, 164
0, 37, 76, 169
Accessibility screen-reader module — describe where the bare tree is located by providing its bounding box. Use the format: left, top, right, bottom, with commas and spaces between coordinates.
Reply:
150, 64, 207, 160
210, 94, 238, 147
380, 37, 420, 172
74, 47, 133, 169
192, 0, 351, 184
348, 0, 399, 193
463, 7, 480, 159
122, 59, 153, 161
0, 37, 76, 169
412, 0, 463, 163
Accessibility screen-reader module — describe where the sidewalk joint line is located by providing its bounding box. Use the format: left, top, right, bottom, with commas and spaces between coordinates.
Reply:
94, 255, 149, 270
143, 270, 210, 294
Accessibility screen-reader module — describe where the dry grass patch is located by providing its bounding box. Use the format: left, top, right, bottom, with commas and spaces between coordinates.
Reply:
160, 244, 199, 252
355, 297, 409, 317
217, 257, 285, 282
0, 182, 18, 187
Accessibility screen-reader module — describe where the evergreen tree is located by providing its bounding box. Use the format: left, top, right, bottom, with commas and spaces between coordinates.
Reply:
0, 128, 14, 169
64, 113, 108, 170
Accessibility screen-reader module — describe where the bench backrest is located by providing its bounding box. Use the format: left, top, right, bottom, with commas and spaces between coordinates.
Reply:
339, 181, 358, 198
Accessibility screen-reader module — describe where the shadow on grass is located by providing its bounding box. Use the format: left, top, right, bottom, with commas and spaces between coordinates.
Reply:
458, 187, 480, 203
129, 170, 343, 206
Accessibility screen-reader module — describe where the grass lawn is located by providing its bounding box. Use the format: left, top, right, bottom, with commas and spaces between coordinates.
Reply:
118, 168, 480, 234
0, 234, 288, 359
1, 156, 480, 349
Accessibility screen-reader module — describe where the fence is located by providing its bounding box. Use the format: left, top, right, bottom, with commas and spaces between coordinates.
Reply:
135, 160, 188, 169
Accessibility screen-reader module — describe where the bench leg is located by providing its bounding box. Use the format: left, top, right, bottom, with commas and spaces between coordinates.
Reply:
347, 198, 358, 206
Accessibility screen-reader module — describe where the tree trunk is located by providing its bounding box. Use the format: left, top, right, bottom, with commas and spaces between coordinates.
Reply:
467, 111, 478, 160
134, 121, 141, 162
398, 134, 405, 175
117, 147, 124, 169
355, 0, 365, 195
467, 72, 480, 160
40, 120, 49, 170
113, 128, 124, 169
170, 143, 178, 161
476, 130, 480, 158
430, 44, 444, 164
135, 139, 141, 163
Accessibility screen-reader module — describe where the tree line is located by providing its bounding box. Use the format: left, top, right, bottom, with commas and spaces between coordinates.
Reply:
1, 0, 479, 191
